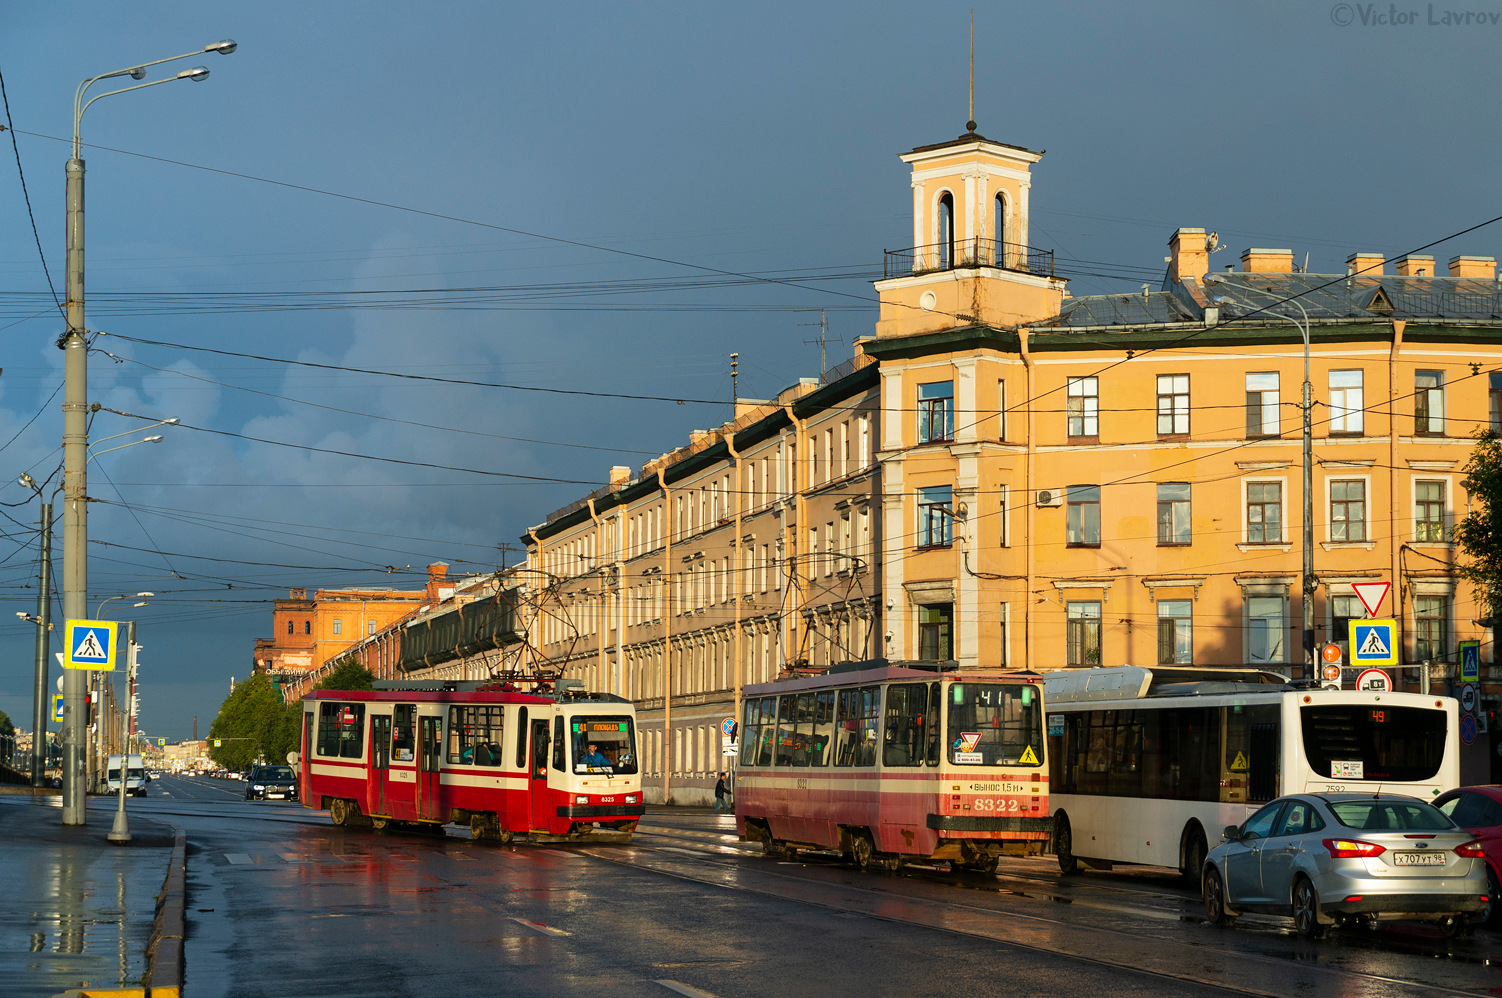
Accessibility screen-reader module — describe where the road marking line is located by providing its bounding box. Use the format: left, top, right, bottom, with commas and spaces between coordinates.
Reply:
279, 853, 305, 862
511, 917, 569, 937
655, 980, 721, 998
224, 853, 254, 865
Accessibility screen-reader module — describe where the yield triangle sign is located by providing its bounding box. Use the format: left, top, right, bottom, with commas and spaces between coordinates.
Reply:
1351, 581, 1390, 617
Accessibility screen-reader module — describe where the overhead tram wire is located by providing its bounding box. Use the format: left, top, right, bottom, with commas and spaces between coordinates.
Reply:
0, 67, 62, 318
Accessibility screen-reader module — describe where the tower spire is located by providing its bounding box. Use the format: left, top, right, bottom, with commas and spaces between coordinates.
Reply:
966, 10, 977, 133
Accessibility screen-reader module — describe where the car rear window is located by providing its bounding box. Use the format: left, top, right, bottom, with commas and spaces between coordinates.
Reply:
1329, 800, 1454, 831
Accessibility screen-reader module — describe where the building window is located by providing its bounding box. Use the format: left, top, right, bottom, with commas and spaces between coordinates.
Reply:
1330, 480, 1366, 541
997, 603, 1009, 667
1066, 602, 1101, 667
997, 379, 1007, 441
304, 620, 311, 635
917, 485, 953, 548
1331, 594, 1361, 658
1246, 372, 1280, 437
918, 381, 954, 443
937, 192, 954, 269
1414, 595, 1448, 662
1329, 369, 1364, 434
1157, 482, 1191, 545
368, 621, 377, 636
993, 193, 1007, 265
1491, 372, 1502, 433
918, 603, 952, 660
286, 620, 293, 635
1247, 597, 1285, 664
1067, 376, 1099, 438
1066, 485, 1101, 547
1415, 370, 1445, 435
1156, 374, 1189, 436
332, 620, 342, 635
1246, 482, 1282, 544
1157, 600, 1192, 665
1415, 480, 1446, 541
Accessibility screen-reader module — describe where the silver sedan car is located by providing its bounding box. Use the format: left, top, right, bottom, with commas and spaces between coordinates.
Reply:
1202, 793, 1489, 939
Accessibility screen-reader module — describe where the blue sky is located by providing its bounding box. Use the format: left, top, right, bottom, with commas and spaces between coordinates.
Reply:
1, 1, 1498, 739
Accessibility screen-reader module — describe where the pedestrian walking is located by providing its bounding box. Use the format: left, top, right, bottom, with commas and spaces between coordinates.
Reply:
714, 772, 731, 814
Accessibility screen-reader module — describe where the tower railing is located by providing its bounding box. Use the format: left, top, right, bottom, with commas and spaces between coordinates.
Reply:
883, 237, 1053, 280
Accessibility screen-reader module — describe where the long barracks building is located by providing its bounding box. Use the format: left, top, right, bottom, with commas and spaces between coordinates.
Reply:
518, 123, 1502, 801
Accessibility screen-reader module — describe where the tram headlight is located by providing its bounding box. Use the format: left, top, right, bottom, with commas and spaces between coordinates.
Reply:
575, 795, 589, 804
625, 794, 638, 804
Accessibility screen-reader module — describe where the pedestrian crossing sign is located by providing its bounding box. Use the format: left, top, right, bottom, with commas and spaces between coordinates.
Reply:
1349, 618, 1398, 667
63, 618, 117, 671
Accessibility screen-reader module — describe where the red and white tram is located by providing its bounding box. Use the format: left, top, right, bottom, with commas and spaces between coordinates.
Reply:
735, 663, 1050, 872
297, 680, 644, 842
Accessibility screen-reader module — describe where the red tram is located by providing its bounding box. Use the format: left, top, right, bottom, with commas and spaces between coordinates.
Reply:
297, 681, 643, 842
735, 663, 1050, 872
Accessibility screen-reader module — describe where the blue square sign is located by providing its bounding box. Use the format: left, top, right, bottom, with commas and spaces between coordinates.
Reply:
63, 619, 117, 671
1349, 619, 1398, 667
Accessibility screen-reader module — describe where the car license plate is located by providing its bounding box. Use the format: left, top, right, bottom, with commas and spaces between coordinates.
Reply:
268, 792, 285, 799
1393, 851, 1446, 866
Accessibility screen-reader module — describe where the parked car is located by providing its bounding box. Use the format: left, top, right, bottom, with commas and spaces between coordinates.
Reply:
244, 765, 298, 802
1202, 793, 1490, 939
1434, 785, 1502, 925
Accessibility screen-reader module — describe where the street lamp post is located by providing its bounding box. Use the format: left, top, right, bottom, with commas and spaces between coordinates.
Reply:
18, 474, 52, 790
1208, 276, 1316, 678
60, 40, 235, 827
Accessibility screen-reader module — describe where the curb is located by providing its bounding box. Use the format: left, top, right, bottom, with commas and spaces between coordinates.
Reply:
143, 828, 187, 998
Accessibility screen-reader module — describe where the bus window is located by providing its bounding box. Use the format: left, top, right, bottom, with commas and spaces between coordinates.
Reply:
1300, 704, 1446, 782
947, 683, 1042, 766
811, 691, 834, 767
883, 683, 928, 767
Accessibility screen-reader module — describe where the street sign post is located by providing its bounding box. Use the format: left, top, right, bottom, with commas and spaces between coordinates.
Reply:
1355, 668, 1391, 692
1349, 619, 1398, 667
1459, 640, 1481, 683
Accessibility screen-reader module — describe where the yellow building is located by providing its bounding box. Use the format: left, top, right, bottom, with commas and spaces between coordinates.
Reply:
525, 123, 1502, 800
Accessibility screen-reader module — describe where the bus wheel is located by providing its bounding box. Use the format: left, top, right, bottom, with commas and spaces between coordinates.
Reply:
850, 833, 874, 870
1180, 826, 1207, 888
1055, 815, 1079, 876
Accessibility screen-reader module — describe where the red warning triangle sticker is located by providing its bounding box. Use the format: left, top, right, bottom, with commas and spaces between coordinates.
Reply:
1350, 581, 1390, 618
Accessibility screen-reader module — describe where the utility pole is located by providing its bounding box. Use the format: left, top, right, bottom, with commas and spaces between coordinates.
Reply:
730, 353, 739, 408
29, 501, 52, 789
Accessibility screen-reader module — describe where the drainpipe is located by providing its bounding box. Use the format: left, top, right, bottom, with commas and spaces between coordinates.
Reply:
1019, 326, 1035, 671
588, 498, 606, 693
1390, 320, 1406, 684
657, 467, 673, 806
614, 508, 625, 698
781, 403, 806, 669
726, 434, 744, 746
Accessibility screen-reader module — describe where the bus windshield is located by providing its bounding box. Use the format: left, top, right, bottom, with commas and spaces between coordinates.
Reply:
947, 682, 1043, 766
569, 716, 638, 774
1300, 704, 1446, 782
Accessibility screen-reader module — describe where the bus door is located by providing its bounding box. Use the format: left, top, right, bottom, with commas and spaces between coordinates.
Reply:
369, 714, 392, 816
529, 719, 552, 830
416, 714, 443, 821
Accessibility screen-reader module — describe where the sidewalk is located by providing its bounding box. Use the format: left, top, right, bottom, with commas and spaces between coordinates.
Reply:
0, 794, 177, 998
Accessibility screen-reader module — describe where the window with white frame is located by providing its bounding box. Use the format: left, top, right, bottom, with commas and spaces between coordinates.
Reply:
1157, 600, 1192, 665
1066, 485, 1101, 546
332, 620, 343, 635
1491, 372, 1502, 433
1067, 376, 1099, 438
1329, 369, 1364, 434
1330, 479, 1367, 542
1246, 597, 1285, 664
997, 379, 1007, 441
918, 485, 954, 547
1157, 483, 1191, 545
1415, 370, 1445, 435
918, 381, 955, 443
1066, 602, 1101, 666
1414, 595, 1448, 661
1156, 374, 1189, 436
1415, 480, 1446, 542
1246, 372, 1280, 437
1246, 482, 1283, 543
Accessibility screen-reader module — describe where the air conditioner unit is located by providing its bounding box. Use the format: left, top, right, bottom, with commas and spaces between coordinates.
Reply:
1036, 489, 1064, 508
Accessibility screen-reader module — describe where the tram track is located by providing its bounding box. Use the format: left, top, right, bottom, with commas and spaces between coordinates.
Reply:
577, 829, 1498, 998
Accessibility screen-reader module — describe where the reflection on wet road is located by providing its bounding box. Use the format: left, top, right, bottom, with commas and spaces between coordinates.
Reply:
132, 776, 1501, 998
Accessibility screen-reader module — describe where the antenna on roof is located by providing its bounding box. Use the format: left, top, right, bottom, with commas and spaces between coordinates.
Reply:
730, 352, 739, 406
966, 10, 977, 133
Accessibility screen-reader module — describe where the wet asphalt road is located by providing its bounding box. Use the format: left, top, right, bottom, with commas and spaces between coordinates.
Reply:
132, 773, 1500, 998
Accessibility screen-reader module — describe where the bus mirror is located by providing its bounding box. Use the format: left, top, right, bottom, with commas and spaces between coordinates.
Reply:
1222, 824, 1241, 842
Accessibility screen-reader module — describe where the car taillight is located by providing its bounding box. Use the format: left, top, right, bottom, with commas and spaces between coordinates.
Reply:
1455, 840, 1486, 858
1322, 838, 1386, 858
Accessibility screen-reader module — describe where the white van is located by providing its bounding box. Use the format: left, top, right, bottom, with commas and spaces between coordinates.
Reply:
105, 754, 147, 797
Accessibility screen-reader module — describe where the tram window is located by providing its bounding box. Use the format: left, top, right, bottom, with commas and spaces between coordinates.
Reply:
392, 705, 415, 762
516, 707, 528, 768
447, 706, 504, 766
857, 687, 881, 767
553, 717, 567, 771
753, 697, 775, 767
946, 683, 1040, 766
883, 683, 928, 767
834, 689, 859, 767
927, 682, 940, 764
316, 703, 342, 757
336, 704, 365, 759
739, 697, 768, 767
571, 716, 638, 774
793, 693, 817, 766
775, 695, 798, 766
811, 691, 834, 767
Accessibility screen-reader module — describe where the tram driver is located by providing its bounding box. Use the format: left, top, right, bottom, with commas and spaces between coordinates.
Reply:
579, 742, 612, 770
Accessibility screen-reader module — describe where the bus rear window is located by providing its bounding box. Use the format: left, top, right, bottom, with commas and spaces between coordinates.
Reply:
948, 683, 1043, 766
1300, 705, 1445, 782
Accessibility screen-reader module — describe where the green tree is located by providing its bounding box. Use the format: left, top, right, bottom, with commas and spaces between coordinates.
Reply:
207, 674, 284, 771
1453, 430, 1502, 623
0, 709, 13, 737
316, 657, 375, 693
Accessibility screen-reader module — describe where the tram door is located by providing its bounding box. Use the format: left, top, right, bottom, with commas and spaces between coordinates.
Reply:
529, 719, 552, 831
369, 714, 391, 816
417, 715, 443, 821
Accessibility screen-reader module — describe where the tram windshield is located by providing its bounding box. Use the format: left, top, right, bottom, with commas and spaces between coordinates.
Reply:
947, 683, 1043, 766
569, 716, 638, 774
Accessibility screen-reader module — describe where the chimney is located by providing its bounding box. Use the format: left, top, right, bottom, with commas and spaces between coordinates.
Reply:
1448, 255, 1497, 279
1346, 252, 1385, 277
1241, 248, 1294, 273
1167, 228, 1208, 286
608, 466, 632, 489
425, 562, 449, 604
1394, 254, 1435, 277
290, 588, 307, 600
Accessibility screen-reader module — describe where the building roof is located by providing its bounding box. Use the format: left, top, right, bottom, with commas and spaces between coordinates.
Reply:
1053, 290, 1197, 327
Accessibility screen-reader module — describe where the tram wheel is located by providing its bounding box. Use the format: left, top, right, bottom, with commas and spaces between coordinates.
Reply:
329, 798, 350, 826
1055, 815, 1078, 876
964, 854, 999, 875
850, 833, 874, 870
874, 854, 902, 874
761, 836, 783, 859
370, 816, 390, 831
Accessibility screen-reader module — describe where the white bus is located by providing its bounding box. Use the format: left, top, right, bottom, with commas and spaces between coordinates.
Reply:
1042, 666, 1460, 884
